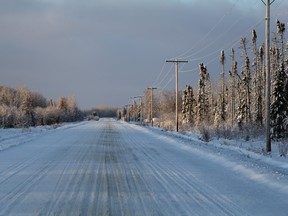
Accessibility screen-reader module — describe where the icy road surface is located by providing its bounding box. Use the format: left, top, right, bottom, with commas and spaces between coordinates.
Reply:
0, 119, 287, 215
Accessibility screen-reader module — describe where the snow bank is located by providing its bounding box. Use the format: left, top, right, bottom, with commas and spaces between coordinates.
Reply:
139, 123, 288, 184
0, 122, 86, 151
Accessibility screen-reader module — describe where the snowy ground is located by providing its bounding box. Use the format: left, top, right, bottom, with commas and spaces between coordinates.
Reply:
0, 119, 287, 215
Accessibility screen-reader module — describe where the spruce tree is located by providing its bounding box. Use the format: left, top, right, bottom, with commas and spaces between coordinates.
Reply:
237, 37, 252, 128
271, 63, 287, 141
228, 48, 238, 127
182, 85, 195, 126
251, 30, 264, 126
182, 89, 188, 124
196, 64, 211, 127
215, 50, 227, 128
276, 20, 285, 65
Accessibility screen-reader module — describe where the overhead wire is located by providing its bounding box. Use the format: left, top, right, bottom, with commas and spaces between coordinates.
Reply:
179, 17, 265, 74
180, 17, 243, 60
180, 0, 260, 60
160, 64, 186, 90
161, 76, 174, 90
178, 0, 262, 62
152, 62, 166, 87
273, 0, 284, 8
150, 0, 264, 91
154, 64, 174, 88
271, 0, 287, 19
172, 0, 241, 60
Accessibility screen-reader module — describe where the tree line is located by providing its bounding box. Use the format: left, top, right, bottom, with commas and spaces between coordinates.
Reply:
0, 86, 82, 128
122, 20, 288, 146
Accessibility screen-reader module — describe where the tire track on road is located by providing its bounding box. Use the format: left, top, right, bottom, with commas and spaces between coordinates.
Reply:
121, 122, 251, 216
44, 123, 103, 215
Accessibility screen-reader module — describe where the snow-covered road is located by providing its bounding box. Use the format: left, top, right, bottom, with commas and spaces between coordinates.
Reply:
0, 119, 287, 215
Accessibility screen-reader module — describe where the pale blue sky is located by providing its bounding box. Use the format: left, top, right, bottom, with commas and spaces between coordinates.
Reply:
0, 0, 287, 108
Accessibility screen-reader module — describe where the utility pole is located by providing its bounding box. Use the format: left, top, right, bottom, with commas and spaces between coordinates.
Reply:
261, 0, 276, 153
138, 96, 144, 125
166, 59, 188, 132
147, 87, 157, 127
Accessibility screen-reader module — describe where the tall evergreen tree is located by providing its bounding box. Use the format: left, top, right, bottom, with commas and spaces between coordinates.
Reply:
276, 20, 285, 65
237, 37, 252, 127
182, 85, 195, 126
228, 48, 238, 127
251, 30, 264, 126
271, 63, 287, 141
196, 63, 211, 127
215, 50, 227, 127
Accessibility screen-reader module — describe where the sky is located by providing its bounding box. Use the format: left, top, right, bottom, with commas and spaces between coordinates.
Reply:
0, 0, 288, 109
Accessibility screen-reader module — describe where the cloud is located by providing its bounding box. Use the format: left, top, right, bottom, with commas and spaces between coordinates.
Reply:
0, 0, 286, 108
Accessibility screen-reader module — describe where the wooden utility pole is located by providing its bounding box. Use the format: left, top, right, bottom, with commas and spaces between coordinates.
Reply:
261, 0, 276, 153
166, 59, 188, 132
147, 87, 157, 127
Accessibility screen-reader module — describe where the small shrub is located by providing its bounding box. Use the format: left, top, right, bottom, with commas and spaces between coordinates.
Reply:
199, 127, 211, 142
245, 135, 250, 141
216, 126, 233, 140
278, 142, 288, 157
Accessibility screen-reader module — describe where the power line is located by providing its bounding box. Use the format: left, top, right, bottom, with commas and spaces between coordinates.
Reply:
178, 18, 264, 74
154, 64, 174, 88
152, 62, 166, 87
273, 0, 284, 8
173, 0, 242, 60
161, 76, 174, 90
179, 6, 264, 62
159, 64, 186, 90
181, 17, 243, 60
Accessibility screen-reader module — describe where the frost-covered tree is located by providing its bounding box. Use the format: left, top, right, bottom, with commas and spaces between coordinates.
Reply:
251, 30, 264, 126
56, 96, 80, 123
214, 93, 224, 128
57, 96, 68, 112
20, 93, 35, 127
276, 20, 285, 65
66, 96, 80, 122
271, 63, 287, 141
259, 45, 266, 97
182, 85, 195, 126
0, 86, 16, 107
227, 48, 238, 127
143, 89, 152, 121
156, 90, 176, 128
30, 91, 47, 108
196, 63, 211, 127
236, 37, 252, 128
0, 104, 17, 128
0, 85, 82, 127
214, 50, 227, 127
